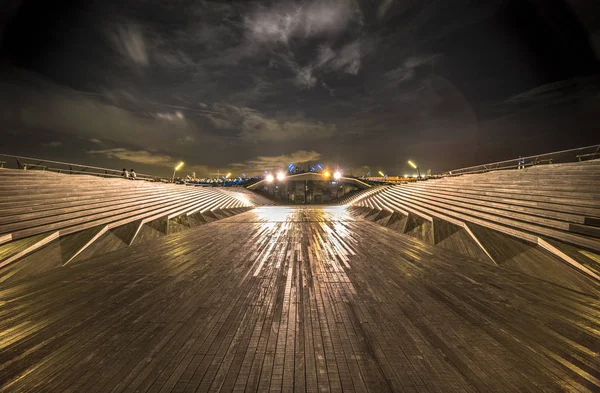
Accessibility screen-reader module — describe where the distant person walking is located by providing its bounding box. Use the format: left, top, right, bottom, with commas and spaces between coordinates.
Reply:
517, 156, 525, 170
122, 168, 129, 179
130, 169, 137, 180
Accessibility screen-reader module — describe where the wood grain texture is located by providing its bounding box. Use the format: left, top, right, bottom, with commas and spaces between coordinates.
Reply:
0, 170, 259, 275
1, 206, 599, 392
352, 161, 600, 285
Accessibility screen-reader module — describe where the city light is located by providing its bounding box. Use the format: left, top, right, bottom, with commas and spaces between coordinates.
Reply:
378, 171, 385, 177
323, 171, 331, 178
333, 171, 342, 180
277, 172, 285, 181
266, 174, 274, 183
226, 173, 231, 178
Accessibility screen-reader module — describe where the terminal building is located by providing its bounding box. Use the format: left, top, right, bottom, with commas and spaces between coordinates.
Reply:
248, 172, 370, 204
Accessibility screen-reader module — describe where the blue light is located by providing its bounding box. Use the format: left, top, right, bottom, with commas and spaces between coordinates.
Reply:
317, 164, 322, 169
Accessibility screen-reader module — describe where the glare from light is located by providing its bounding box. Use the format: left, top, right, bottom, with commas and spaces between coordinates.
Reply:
276, 172, 285, 181
333, 171, 342, 180
175, 162, 184, 171
378, 171, 385, 177
266, 174, 274, 183
323, 171, 331, 178
408, 160, 417, 169
404, 174, 409, 178
226, 172, 231, 178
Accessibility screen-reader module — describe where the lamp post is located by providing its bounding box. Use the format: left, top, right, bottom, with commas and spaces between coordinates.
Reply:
172, 161, 184, 183
408, 160, 420, 178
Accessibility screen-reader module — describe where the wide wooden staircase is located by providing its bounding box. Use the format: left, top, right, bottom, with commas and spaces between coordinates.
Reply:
348, 159, 600, 293
0, 169, 271, 283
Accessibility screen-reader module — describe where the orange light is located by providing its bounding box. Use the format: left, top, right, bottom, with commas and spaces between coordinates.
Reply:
323, 171, 331, 178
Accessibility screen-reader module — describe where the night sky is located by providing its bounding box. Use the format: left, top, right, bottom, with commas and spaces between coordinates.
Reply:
1, 0, 599, 177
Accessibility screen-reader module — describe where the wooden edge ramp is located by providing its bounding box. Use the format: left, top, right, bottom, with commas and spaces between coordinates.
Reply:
537, 238, 600, 282
62, 226, 109, 266
0, 231, 59, 269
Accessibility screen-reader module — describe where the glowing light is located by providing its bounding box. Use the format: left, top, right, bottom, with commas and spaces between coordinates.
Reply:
266, 174, 274, 183
378, 171, 385, 177
408, 160, 417, 169
276, 172, 285, 181
175, 162, 184, 171
226, 173, 231, 178
323, 171, 331, 178
333, 171, 342, 180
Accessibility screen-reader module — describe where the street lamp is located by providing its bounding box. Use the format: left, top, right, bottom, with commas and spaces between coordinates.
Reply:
223, 172, 231, 186
408, 160, 421, 178
172, 161, 184, 182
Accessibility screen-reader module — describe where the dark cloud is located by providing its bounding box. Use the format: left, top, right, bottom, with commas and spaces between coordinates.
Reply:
88, 147, 173, 166
234, 150, 323, 173
1, 0, 599, 177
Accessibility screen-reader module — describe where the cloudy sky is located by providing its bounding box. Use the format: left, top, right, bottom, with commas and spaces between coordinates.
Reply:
1, 0, 599, 177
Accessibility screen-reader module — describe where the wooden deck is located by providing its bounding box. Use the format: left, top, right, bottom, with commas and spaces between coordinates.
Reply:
1, 206, 599, 392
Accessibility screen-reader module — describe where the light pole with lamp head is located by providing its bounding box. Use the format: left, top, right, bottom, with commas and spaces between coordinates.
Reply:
172, 161, 184, 183
408, 160, 420, 178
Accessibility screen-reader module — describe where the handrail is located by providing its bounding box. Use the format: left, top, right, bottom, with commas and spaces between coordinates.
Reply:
440, 144, 600, 176
0, 153, 162, 181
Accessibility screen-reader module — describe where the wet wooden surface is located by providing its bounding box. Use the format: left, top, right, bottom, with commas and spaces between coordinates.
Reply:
1, 206, 599, 392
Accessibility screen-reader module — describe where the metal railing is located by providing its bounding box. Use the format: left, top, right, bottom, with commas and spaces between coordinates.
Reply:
0, 153, 163, 181
440, 144, 600, 177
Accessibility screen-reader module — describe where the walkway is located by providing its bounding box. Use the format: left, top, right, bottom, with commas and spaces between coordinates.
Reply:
0, 207, 598, 392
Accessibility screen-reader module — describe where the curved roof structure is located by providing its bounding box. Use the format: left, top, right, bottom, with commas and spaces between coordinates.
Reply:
246, 172, 371, 190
